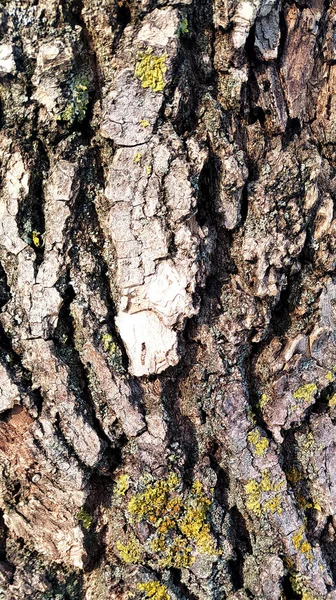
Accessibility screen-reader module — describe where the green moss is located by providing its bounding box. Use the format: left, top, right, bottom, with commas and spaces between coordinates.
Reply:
76, 507, 93, 530
293, 383, 317, 402
137, 581, 170, 600
134, 49, 167, 92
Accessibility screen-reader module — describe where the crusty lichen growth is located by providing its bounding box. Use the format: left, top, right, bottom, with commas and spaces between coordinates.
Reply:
259, 393, 270, 409
244, 470, 284, 517
134, 49, 167, 92
57, 75, 89, 123
328, 393, 336, 408
76, 507, 93, 530
137, 581, 170, 600
293, 383, 317, 402
289, 572, 321, 600
32, 230, 43, 248
101, 333, 123, 371
115, 474, 130, 496
247, 429, 269, 456
292, 526, 313, 561
120, 474, 218, 571
116, 533, 142, 564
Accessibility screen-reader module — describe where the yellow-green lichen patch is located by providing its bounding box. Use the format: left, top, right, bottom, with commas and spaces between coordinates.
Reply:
176, 18, 189, 36
293, 383, 317, 403
133, 152, 142, 164
76, 507, 93, 530
247, 429, 269, 457
102, 333, 116, 353
244, 470, 284, 517
292, 526, 313, 561
137, 581, 170, 600
328, 393, 336, 408
259, 393, 270, 410
56, 75, 90, 124
32, 230, 43, 248
101, 333, 123, 371
116, 534, 142, 564
115, 474, 130, 496
325, 370, 334, 382
139, 119, 150, 128
134, 49, 167, 92
125, 473, 218, 570
289, 573, 320, 600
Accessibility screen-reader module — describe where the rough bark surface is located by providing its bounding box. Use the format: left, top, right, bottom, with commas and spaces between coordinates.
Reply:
0, 0, 336, 599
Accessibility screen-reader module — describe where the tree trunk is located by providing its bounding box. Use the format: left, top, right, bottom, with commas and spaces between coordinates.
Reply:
0, 0, 336, 598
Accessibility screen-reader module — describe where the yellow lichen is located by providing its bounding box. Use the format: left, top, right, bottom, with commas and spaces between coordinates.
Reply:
145, 164, 152, 175
139, 119, 150, 127
289, 573, 319, 600
102, 333, 116, 354
245, 470, 283, 517
328, 393, 336, 408
32, 230, 42, 248
116, 534, 141, 564
293, 383, 317, 403
259, 393, 270, 409
159, 535, 194, 569
137, 582, 170, 600
134, 49, 167, 92
326, 370, 334, 382
133, 152, 142, 164
127, 474, 218, 569
292, 526, 313, 561
247, 429, 269, 457
115, 474, 130, 496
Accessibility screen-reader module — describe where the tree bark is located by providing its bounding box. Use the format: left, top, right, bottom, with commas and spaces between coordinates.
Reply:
0, 0, 336, 598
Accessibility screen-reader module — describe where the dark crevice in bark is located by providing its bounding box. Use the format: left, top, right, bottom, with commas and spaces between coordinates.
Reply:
0, 261, 10, 310
17, 138, 49, 270
282, 572, 301, 599
52, 278, 114, 456
162, 373, 200, 485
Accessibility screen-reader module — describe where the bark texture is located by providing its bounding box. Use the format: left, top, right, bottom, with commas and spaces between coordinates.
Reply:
0, 0, 336, 598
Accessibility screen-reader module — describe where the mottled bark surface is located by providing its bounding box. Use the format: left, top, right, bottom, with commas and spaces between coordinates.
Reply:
0, 0, 336, 598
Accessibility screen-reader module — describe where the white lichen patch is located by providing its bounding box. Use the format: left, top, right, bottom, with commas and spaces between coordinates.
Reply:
0, 44, 16, 76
